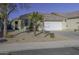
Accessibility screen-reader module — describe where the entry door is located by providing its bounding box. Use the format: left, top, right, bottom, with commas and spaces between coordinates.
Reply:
15, 21, 18, 30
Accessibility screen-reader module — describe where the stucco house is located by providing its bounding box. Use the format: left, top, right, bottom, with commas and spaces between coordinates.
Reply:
11, 18, 24, 30
11, 13, 44, 32
11, 14, 31, 32
43, 13, 67, 31
11, 11, 79, 32
43, 11, 79, 32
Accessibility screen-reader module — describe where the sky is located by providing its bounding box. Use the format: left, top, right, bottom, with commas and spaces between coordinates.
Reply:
9, 3, 79, 20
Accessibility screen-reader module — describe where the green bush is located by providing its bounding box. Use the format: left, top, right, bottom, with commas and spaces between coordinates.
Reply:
50, 33, 55, 38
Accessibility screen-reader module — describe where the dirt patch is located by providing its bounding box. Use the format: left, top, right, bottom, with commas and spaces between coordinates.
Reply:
6, 32, 67, 44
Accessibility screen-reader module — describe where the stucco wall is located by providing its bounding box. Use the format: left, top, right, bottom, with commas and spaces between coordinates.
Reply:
11, 20, 23, 30
66, 18, 79, 31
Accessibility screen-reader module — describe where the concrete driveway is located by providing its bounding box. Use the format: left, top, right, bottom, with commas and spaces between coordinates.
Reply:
54, 31, 79, 40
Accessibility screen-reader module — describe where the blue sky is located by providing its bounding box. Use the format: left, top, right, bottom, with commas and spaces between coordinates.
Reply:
9, 3, 79, 20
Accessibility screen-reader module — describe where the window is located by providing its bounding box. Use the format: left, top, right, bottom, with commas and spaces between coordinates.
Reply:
24, 19, 28, 26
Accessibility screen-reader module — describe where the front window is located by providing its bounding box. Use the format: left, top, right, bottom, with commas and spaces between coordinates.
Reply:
24, 19, 28, 26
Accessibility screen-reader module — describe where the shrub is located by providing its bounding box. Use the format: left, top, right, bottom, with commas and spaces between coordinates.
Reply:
50, 33, 55, 38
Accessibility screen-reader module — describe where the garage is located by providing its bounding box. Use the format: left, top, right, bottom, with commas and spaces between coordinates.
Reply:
43, 13, 66, 31
44, 21, 63, 31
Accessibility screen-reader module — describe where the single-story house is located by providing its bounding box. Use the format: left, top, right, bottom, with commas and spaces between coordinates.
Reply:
11, 18, 24, 30
43, 13, 67, 31
11, 14, 31, 32
11, 13, 44, 32
11, 11, 79, 32
43, 11, 79, 32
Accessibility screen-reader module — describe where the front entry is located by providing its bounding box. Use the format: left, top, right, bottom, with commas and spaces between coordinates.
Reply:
15, 21, 19, 30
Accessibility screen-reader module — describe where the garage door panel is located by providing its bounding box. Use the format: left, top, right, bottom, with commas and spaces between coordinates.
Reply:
44, 22, 63, 31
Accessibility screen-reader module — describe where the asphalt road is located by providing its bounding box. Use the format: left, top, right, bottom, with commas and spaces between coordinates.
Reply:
7, 47, 79, 55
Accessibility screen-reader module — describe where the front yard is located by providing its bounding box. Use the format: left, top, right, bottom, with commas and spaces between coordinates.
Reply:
5, 31, 67, 43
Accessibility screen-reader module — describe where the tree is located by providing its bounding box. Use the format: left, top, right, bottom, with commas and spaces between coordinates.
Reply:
28, 12, 43, 36
0, 3, 30, 41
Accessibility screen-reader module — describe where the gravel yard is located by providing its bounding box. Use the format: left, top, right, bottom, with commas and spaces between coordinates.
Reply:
6, 31, 67, 43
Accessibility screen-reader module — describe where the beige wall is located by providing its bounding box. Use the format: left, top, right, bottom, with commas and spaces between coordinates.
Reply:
66, 18, 79, 31
11, 20, 23, 30
61, 21, 67, 30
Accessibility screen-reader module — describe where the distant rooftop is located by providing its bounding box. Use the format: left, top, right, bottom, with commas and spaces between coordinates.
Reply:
63, 11, 79, 19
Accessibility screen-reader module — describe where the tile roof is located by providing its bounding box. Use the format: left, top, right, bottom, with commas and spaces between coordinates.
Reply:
44, 13, 65, 21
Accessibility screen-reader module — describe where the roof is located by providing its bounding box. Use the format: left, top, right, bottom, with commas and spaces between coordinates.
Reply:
12, 12, 66, 21
19, 13, 30, 19
11, 11, 79, 22
63, 11, 79, 19
44, 13, 65, 21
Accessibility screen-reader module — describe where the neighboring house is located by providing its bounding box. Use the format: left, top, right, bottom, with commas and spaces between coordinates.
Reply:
20, 13, 31, 31
64, 11, 79, 31
43, 13, 67, 31
11, 14, 31, 32
11, 13, 44, 32
11, 18, 24, 31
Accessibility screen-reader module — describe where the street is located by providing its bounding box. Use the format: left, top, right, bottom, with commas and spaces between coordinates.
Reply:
7, 47, 79, 55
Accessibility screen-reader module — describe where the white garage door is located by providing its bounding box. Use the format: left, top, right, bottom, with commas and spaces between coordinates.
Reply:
44, 22, 63, 31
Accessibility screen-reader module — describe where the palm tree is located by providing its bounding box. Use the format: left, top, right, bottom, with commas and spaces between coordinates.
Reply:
0, 3, 30, 41
28, 12, 43, 36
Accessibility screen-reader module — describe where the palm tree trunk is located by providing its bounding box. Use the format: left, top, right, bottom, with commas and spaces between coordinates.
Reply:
33, 25, 36, 36
33, 22, 37, 36
3, 18, 7, 39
